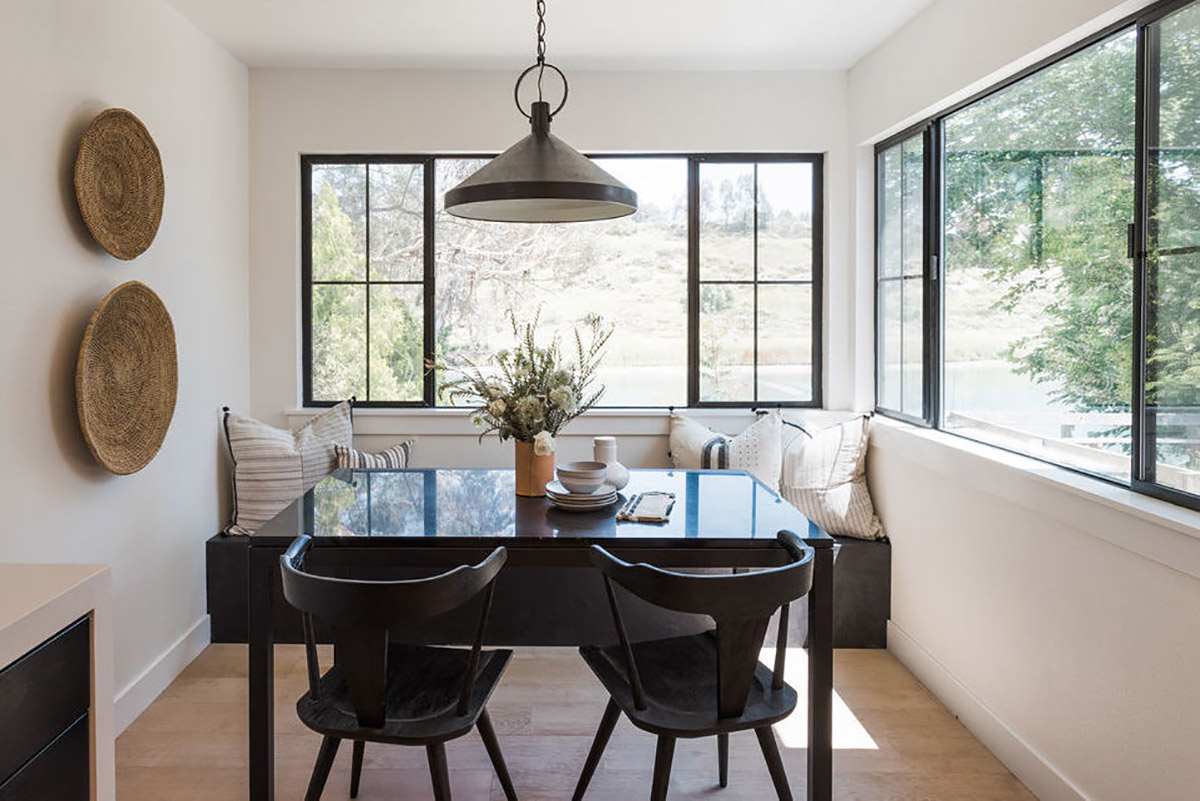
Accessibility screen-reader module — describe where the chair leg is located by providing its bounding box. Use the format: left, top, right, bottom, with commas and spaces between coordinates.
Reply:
572, 697, 621, 801
349, 740, 365, 798
478, 708, 518, 801
427, 742, 452, 801
717, 732, 729, 788
755, 726, 793, 801
650, 736, 676, 801
304, 736, 341, 801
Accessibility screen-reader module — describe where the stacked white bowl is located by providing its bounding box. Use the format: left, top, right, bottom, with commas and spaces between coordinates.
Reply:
555, 461, 608, 494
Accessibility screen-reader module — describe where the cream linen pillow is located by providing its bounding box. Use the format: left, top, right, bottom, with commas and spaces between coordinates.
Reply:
779, 415, 885, 540
223, 401, 353, 535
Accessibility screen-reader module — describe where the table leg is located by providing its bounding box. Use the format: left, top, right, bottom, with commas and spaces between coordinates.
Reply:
807, 541, 834, 801
249, 547, 277, 801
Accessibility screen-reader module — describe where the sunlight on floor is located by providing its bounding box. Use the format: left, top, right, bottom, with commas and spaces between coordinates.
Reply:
760, 647, 878, 751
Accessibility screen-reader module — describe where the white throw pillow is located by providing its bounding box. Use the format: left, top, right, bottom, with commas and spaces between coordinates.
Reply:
223, 402, 354, 535
779, 415, 885, 540
668, 411, 783, 492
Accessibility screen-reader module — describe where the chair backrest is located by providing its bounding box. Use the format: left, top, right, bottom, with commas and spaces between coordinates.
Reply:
280, 536, 507, 728
591, 529, 813, 720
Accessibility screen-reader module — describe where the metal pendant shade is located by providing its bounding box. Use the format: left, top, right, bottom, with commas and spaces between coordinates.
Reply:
445, 104, 637, 223
444, 1, 637, 223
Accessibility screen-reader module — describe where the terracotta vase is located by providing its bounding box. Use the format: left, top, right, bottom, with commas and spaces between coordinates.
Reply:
514, 441, 554, 497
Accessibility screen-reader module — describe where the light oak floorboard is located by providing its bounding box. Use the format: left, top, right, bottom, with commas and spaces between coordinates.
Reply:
116, 645, 1036, 801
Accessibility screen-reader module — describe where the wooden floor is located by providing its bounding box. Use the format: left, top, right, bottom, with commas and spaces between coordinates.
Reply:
116, 645, 1036, 801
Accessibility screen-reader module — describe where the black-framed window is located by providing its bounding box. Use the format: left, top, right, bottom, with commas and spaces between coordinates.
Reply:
304, 153, 823, 409
873, 0, 1200, 511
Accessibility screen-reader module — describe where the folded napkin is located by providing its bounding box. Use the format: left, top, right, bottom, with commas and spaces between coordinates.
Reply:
616, 492, 676, 523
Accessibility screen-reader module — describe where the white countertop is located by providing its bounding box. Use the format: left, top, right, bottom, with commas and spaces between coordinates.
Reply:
0, 562, 114, 801
0, 563, 106, 647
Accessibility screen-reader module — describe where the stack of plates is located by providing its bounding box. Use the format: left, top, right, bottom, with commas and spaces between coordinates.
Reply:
546, 480, 619, 512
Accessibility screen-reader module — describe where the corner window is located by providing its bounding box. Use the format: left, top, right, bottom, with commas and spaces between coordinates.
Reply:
873, 0, 1200, 511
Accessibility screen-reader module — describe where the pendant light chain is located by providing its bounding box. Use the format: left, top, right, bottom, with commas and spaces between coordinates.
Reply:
443, 0, 637, 222
535, 0, 547, 103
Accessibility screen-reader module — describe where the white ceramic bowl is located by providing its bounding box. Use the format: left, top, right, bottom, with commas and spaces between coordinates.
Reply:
556, 461, 607, 494
558, 460, 607, 474
558, 474, 605, 494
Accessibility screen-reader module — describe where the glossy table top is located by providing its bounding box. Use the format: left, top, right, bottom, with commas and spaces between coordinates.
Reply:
253, 468, 829, 545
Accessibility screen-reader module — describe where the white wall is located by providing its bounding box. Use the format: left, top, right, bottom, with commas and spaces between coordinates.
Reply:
847, 0, 1152, 144
869, 424, 1200, 801
851, 2, 1200, 800
248, 69, 857, 452
0, 0, 249, 728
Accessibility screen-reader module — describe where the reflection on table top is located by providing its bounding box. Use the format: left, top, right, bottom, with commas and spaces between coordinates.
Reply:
252, 468, 829, 543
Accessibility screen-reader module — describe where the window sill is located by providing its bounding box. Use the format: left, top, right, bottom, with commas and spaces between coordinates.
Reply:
869, 417, 1200, 581
287, 406, 766, 437
286, 405, 855, 437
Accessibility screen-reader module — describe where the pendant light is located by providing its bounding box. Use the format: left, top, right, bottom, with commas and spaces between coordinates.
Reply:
444, 0, 637, 223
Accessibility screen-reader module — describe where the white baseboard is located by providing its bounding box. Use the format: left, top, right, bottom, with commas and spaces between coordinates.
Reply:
113, 615, 210, 734
888, 621, 1087, 801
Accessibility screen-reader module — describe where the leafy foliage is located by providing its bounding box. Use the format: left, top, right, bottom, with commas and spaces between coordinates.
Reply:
437, 310, 614, 442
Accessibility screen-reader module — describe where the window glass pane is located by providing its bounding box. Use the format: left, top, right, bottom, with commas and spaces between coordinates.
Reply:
1149, 3, 1200, 494
700, 162, 755, 281
877, 135, 924, 418
878, 279, 902, 411
368, 163, 424, 281
435, 157, 688, 406
699, 283, 754, 401
312, 284, 366, 400
902, 276, 923, 416
879, 149, 903, 279
757, 162, 814, 281
311, 164, 365, 282
902, 137, 924, 278
943, 30, 1135, 482
369, 284, 424, 402
757, 284, 813, 402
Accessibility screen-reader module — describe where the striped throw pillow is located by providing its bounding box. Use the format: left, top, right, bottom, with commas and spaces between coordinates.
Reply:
223, 402, 353, 536
780, 415, 885, 541
667, 411, 783, 492
335, 441, 412, 470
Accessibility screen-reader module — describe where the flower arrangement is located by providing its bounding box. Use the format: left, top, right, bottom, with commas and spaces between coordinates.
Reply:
440, 311, 613, 454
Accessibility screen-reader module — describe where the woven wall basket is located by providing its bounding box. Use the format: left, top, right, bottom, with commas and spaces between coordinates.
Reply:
76, 281, 178, 475
74, 108, 164, 260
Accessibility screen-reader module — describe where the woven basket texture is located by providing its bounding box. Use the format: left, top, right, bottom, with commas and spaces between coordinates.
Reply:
76, 281, 177, 475
74, 108, 164, 260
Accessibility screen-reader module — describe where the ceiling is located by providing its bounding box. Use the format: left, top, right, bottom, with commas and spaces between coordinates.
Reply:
165, 0, 936, 71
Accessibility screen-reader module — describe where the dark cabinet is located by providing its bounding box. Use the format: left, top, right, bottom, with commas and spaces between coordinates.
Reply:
0, 617, 91, 801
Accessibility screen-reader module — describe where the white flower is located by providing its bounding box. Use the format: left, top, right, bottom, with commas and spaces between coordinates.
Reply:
533, 430, 555, 457
488, 398, 507, 417
548, 386, 576, 414
512, 395, 544, 427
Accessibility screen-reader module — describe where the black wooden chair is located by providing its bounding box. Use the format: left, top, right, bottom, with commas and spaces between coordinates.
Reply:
572, 530, 814, 801
279, 536, 519, 801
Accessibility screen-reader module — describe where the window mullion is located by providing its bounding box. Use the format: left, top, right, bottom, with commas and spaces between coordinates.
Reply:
423, 158, 437, 407
687, 157, 700, 407
364, 164, 372, 403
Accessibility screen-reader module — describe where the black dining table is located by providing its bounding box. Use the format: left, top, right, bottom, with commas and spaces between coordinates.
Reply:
243, 467, 835, 801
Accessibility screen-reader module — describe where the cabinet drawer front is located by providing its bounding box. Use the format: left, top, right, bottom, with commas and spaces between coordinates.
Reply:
0, 714, 89, 801
0, 617, 91, 783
